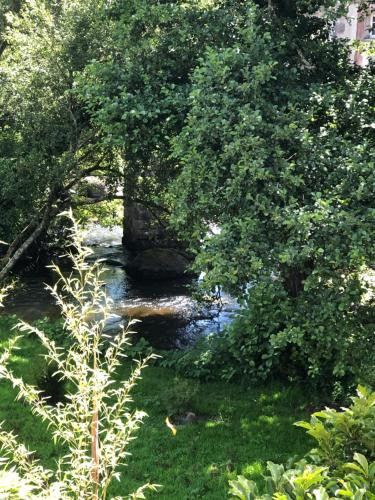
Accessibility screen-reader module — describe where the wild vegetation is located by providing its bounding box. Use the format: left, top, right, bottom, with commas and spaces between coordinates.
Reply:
0, 0, 374, 498
0, 216, 157, 498
230, 386, 375, 499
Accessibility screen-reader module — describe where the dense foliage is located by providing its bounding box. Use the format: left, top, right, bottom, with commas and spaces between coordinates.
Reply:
230, 454, 375, 500
0, 0, 119, 278
230, 385, 375, 500
1, 2, 375, 497
170, 4, 375, 385
0, 0, 374, 386
77, 0, 250, 213
0, 0, 21, 54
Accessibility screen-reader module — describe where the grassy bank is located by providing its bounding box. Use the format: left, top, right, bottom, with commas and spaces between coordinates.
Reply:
0, 316, 314, 499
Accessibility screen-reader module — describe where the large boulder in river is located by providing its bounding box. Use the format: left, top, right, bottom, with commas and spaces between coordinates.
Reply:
123, 202, 180, 251
125, 248, 193, 280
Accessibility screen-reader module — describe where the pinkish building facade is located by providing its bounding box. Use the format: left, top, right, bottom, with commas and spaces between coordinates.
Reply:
333, 2, 375, 65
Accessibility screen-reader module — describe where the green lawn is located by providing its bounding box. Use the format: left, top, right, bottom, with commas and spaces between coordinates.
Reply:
0, 316, 314, 499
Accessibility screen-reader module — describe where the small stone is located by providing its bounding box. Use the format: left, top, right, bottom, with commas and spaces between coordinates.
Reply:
181, 412, 197, 425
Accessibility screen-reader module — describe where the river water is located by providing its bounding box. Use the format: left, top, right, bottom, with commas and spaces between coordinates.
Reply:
2, 225, 237, 349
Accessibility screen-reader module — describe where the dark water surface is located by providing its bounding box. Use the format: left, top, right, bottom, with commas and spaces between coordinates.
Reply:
2, 227, 237, 349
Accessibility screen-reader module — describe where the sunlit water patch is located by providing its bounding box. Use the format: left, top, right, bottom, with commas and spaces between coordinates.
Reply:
2, 226, 238, 349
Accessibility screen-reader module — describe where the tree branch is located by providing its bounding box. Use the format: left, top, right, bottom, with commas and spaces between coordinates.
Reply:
0, 191, 59, 281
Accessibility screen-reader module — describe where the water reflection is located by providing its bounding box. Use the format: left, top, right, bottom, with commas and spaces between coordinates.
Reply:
2, 227, 237, 349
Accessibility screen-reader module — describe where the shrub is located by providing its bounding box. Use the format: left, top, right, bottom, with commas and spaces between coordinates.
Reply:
229, 453, 375, 500
295, 385, 375, 469
223, 276, 375, 387
0, 213, 158, 499
229, 385, 375, 500
160, 274, 375, 390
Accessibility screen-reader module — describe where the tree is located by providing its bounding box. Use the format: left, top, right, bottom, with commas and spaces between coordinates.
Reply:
171, 2, 375, 383
77, 0, 249, 216
0, 0, 118, 279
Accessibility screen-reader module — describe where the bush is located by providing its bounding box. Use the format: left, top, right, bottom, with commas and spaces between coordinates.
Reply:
229, 453, 375, 500
295, 385, 375, 469
223, 276, 375, 387
229, 385, 375, 500
161, 274, 375, 391
0, 213, 158, 499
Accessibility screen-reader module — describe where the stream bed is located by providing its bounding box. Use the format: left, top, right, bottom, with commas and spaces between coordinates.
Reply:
2, 225, 237, 349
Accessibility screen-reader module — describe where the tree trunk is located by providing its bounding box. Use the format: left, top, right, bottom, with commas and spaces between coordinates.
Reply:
0, 154, 107, 282
281, 264, 312, 298
0, 193, 57, 281
0, 221, 38, 265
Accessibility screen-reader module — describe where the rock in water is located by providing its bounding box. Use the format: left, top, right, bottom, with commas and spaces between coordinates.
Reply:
123, 202, 180, 251
125, 248, 193, 280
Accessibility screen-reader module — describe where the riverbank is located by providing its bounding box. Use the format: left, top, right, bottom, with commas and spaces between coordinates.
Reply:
0, 315, 314, 499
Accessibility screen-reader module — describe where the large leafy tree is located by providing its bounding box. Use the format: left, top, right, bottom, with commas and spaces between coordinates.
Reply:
0, 0, 117, 278
76, 0, 374, 218
78, 0, 249, 212
171, 2, 375, 383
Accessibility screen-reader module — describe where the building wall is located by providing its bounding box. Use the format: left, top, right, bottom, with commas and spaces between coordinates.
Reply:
334, 3, 359, 39
333, 2, 375, 66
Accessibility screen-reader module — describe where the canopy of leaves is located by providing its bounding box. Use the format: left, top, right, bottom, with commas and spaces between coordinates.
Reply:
172, 4, 375, 293
170, 3, 375, 383
0, 0, 113, 242
77, 0, 250, 206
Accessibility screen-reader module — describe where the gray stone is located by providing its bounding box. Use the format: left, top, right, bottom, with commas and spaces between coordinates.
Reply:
83, 177, 108, 201
125, 248, 193, 280
181, 412, 197, 425
101, 258, 124, 267
123, 202, 178, 251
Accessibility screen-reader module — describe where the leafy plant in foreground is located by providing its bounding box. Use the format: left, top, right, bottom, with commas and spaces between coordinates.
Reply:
229, 453, 375, 500
229, 386, 375, 500
295, 385, 375, 468
0, 213, 158, 499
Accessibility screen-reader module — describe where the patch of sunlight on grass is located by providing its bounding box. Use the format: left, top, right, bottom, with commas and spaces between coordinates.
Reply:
240, 418, 252, 431
242, 461, 264, 476
205, 420, 225, 429
240, 415, 278, 432
259, 391, 282, 403
258, 415, 278, 425
206, 463, 218, 475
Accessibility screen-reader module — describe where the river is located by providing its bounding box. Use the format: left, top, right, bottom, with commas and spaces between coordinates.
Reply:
2, 225, 237, 349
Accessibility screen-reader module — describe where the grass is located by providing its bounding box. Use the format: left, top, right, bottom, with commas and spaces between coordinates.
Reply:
117, 372, 313, 499
0, 315, 314, 499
